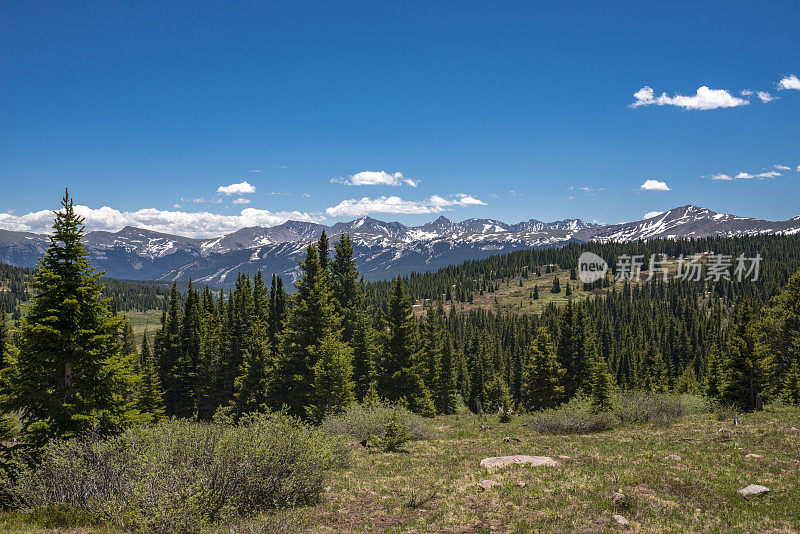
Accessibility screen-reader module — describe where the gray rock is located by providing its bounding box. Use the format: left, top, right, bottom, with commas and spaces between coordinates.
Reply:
738, 484, 769, 496
612, 490, 627, 507
477, 480, 500, 491
612, 514, 630, 528
479, 455, 561, 471
745, 453, 763, 459
664, 454, 681, 461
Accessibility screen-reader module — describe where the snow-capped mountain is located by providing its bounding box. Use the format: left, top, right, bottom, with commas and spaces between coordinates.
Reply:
0, 206, 798, 285
587, 205, 800, 242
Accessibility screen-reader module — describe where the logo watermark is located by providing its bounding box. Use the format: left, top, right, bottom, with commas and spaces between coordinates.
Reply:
577, 252, 762, 283
577, 251, 609, 284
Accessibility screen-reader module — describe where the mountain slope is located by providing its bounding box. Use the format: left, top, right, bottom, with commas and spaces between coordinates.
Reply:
0, 206, 798, 285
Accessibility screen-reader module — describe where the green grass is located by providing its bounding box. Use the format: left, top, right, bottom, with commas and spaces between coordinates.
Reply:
415, 269, 615, 316
123, 309, 163, 346
4, 408, 799, 533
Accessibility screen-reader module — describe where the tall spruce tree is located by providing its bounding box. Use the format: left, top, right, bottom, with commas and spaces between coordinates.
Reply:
350, 311, 377, 401
137, 331, 165, 420
156, 284, 182, 416
434, 334, 459, 414
277, 244, 338, 416
722, 302, 767, 411
5, 190, 143, 439
590, 354, 614, 413
330, 234, 365, 344
522, 327, 565, 410
379, 277, 432, 414
306, 333, 355, 423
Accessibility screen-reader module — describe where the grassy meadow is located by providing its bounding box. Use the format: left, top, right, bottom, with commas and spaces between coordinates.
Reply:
3, 402, 798, 533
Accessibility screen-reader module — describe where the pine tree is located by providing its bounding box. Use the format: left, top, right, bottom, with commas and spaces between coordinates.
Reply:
782, 359, 800, 405
675, 364, 700, 394
379, 277, 431, 414
706, 344, 723, 398
532, 285, 539, 300
233, 325, 271, 417
350, 311, 377, 401
0, 310, 9, 371
757, 268, 800, 399
306, 333, 355, 423
318, 229, 330, 277
5, 190, 143, 439
330, 234, 364, 344
485, 374, 513, 421
590, 355, 614, 413
522, 327, 565, 411
722, 302, 767, 411
267, 274, 287, 353
175, 281, 201, 418
277, 244, 338, 416
157, 284, 182, 416
420, 307, 442, 393
434, 334, 459, 414
137, 331, 165, 420
551, 276, 561, 294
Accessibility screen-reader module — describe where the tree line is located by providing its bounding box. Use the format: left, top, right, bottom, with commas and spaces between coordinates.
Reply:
1, 191, 798, 442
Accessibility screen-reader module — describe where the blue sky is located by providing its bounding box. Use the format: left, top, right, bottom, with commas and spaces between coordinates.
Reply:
1, 1, 799, 237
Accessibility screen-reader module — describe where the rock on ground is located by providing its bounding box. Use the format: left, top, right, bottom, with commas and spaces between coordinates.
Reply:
479, 455, 561, 471
664, 454, 681, 461
477, 480, 501, 491
612, 514, 630, 528
738, 484, 769, 496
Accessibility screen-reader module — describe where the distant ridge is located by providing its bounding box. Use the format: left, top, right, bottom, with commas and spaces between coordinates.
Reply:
0, 206, 797, 285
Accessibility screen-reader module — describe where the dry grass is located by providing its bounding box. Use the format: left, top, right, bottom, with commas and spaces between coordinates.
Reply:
3, 408, 799, 533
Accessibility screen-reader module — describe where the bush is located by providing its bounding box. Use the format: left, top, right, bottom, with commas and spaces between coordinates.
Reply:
369, 414, 411, 452
320, 401, 430, 442
524, 395, 618, 434
8, 412, 349, 533
524, 392, 710, 434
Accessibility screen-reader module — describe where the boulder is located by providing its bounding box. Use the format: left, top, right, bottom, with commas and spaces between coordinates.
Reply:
738, 484, 769, 496
663, 454, 681, 461
745, 453, 763, 459
479, 455, 560, 471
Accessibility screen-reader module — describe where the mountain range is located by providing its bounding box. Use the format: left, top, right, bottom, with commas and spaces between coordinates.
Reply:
1, 205, 798, 286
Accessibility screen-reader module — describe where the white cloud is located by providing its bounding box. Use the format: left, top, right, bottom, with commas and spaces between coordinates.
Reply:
778, 75, 800, 91
639, 179, 671, 191
325, 194, 485, 217
217, 181, 256, 195
643, 211, 664, 219
332, 171, 418, 187
775, 165, 791, 170
249, 169, 262, 173
797, 164, 800, 172
740, 89, 753, 96
232, 197, 251, 204
757, 91, 774, 103
709, 169, 784, 182
0, 205, 320, 238
631, 85, 749, 110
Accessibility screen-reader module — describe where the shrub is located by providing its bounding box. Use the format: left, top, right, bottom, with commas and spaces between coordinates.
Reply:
524, 392, 710, 434
320, 401, 430, 442
524, 396, 618, 434
9, 412, 348, 533
369, 414, 411, 452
